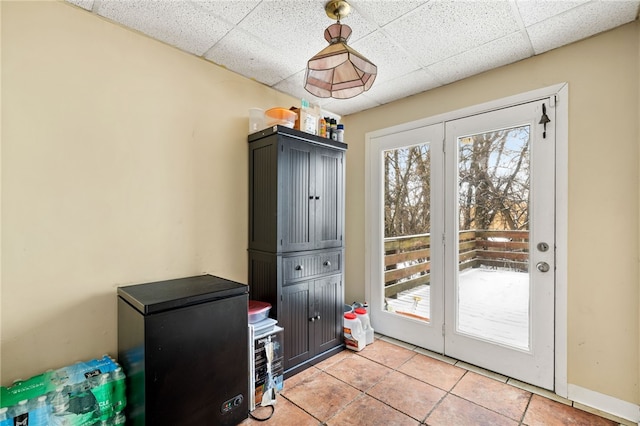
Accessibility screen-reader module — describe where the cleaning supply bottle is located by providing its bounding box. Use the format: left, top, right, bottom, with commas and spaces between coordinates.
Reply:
354, 307, 374, 345
318, 116, 327, 138
343, 312, 365, 351
336, 124, 344, 142
329, 119, 338, 140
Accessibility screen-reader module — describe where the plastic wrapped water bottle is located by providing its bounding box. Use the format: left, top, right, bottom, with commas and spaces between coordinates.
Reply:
50, 386, 75, 426
111, 367, 126, 413
0, 407, 12, 426
29, 395, 51, 426
11, 400, 29, 425
69, 381, 97, 415
112, 412, 126, 425
50, 386, 69, 412
91, 373, 113, 420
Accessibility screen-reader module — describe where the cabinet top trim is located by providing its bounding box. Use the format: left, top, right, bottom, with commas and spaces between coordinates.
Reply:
249, 125, 348, 150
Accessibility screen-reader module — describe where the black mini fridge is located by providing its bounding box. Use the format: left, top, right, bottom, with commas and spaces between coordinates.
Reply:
117, 274, 249, 425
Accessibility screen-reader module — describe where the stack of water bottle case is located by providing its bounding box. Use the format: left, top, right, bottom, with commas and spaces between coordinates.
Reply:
0, 355, 126, 426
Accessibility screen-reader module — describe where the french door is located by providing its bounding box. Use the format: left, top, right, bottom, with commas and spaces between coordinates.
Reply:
444, 100, 555, 389
368, 124, 445, 352
367, 98, 556, 389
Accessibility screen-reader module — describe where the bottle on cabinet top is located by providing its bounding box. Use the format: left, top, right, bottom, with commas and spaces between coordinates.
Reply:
318, 116, 327, 138
336, 124, 344, 142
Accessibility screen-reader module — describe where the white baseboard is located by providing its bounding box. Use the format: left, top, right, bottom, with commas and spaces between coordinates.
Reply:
567, 384, 640, 424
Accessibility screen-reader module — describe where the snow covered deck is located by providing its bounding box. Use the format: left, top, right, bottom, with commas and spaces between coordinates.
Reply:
385, 268, 529, 350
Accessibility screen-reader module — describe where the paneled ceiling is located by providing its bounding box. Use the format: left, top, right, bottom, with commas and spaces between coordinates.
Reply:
65, 0, 639, 116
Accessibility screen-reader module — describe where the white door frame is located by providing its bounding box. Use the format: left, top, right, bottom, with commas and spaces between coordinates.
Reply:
365, 83, 569, 397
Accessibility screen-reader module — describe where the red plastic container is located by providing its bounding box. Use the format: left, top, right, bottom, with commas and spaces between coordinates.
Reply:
248, 300, 272, 323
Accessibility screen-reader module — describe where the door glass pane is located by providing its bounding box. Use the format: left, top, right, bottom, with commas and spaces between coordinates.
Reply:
457, 126, 530, 350
382, 143, 431, 322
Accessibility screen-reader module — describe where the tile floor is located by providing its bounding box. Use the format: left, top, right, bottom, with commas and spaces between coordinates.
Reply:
241, 337, 632, 426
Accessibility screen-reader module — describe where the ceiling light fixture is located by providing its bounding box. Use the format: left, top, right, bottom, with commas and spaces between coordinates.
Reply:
304, 0, 377, 99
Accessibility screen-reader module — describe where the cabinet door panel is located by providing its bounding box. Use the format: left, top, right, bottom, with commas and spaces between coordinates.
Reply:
282, 282, 312, 370
282, 139, 315, 252
315, 148, 344, 249
313, 275, 343, 354
249, 140, 278, 252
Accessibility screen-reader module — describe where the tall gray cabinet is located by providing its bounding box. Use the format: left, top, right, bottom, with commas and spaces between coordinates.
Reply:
248, 125, 346, 377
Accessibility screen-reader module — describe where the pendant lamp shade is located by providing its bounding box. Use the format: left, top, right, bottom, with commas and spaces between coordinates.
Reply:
304, 20, 377, 99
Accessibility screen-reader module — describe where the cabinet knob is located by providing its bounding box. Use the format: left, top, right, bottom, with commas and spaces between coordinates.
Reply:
310, 316, 315, 322
323, 261, 331, 267
315, 196, 320, 200
295, 265, 303, 271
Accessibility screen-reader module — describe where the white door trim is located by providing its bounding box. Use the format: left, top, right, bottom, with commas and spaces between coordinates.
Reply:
554, 84, 569, 398
365, 83, 568, 396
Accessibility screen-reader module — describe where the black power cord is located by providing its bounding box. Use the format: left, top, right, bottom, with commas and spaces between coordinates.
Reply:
248, 404, 275, 421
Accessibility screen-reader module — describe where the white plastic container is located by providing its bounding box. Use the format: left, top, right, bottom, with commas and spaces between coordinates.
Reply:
354, 307, 374, 345
343, 312, 365, 351
249, 108, 265, 134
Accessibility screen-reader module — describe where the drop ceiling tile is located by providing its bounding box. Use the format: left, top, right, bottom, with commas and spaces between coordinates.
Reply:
350, 30, 422, 84
238, 0, 377, 51
527, 0, 640, 54
363, 69, 442, 106
330, 8, 380, 43
64, 0, 640, 116
515, 0, 589, 27
428, 31, 532, 85
238, 1, 334, 49
204, 28, 294, 86
322, 93, 382, 116
96, 0, 233, 55
384, 1, 521, 66
65, 0, 94, 11
350, 0, 429, 27
189, 0, 261, 25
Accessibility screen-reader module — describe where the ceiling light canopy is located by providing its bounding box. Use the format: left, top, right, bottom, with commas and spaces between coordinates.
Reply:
304, 0, 377, 99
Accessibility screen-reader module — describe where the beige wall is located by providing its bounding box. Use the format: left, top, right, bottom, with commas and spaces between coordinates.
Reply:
343, 22, 640, 404
2, 0, 638, 410
1, 1, 297, 383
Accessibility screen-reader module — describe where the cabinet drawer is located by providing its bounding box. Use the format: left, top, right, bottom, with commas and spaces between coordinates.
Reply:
284, 251, 341, 281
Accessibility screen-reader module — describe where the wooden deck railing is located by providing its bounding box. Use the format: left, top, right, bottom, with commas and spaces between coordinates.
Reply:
384, 230, 529, 298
